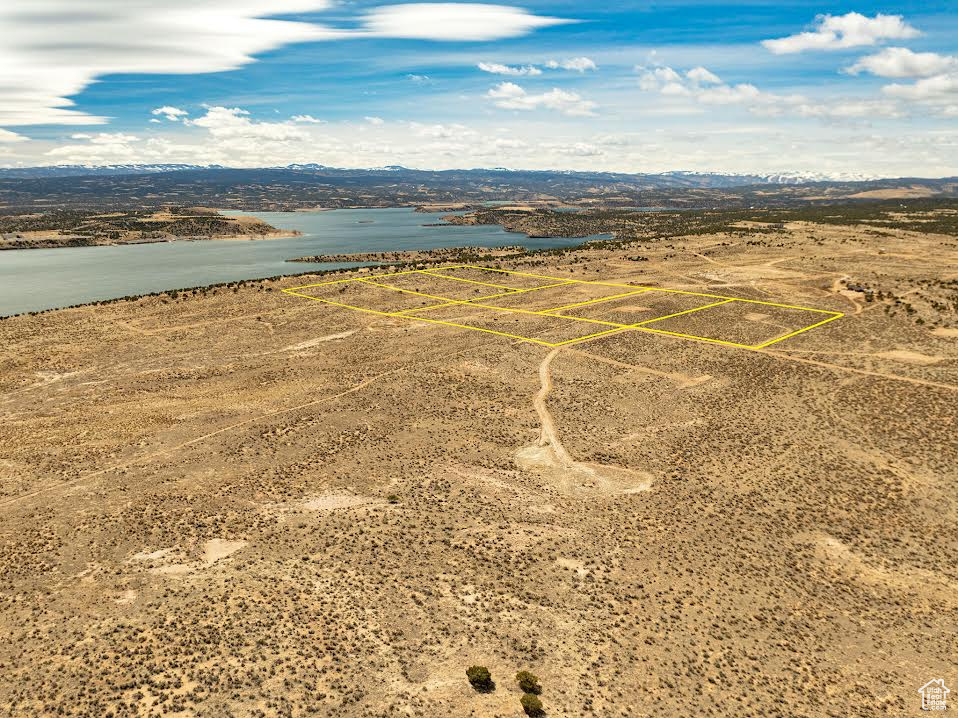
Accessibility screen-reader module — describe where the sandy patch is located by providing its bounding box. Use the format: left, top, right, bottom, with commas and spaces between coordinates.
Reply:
810, 533, 957, 608
744, 312, 770, 321
556, 557, 589, 577
132, 540, 246, 576
114, 589, 138, 605
130, 548, 175, 561
875, 350, 942, 366
202, 539, 247, 564
931, 327, 958, 338
282, 330, 358, 351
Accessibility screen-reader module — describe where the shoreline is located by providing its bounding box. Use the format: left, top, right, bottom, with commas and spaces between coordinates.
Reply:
0, 263, 369, 320
0, 229, 303, 251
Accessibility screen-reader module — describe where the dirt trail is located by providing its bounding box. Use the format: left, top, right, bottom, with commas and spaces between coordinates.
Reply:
516, 349, 652, 495
830, 274, 864, 315
532, 349, 573, 466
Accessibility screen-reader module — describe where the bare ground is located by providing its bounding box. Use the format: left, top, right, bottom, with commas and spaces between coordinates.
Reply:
0, 221, 956, 717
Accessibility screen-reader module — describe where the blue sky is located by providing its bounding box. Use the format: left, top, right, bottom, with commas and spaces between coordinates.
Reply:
1, 1, 956, 175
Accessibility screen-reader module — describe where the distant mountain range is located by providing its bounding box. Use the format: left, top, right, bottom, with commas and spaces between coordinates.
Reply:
0, 164, 895, 185
0, 165, 955, 211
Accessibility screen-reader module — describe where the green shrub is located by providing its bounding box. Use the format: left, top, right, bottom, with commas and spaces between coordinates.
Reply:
515, 670, 541, 694
387, 494, 400, 504
466, 665, 494, 692
520, 692, 544, 716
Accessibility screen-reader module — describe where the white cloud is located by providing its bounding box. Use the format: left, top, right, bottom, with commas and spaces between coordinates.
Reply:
697, 83, 764, 105
550, 142, 603, 156
362, 3, 571, 42
365, 116, 385, 125
883, 72, 958, 114
796, 100, 904, 120
410, 123, 478, 139
762, 13, 919, 54
292, 114, 325, 123
46, 132, 144, 163
486, 82, 597, 116
546, 57, 598, 72
187, 107, 308, 141
151, 106, 189, 122
846, 47, 957, 78
638, 64, 902, 121
478, 62, 542, 76
0, 1, 570, 129
686, 67, 722, 85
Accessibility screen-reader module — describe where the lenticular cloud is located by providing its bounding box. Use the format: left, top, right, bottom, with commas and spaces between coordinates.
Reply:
0, 0, 340, 126
0, 1, 572, 128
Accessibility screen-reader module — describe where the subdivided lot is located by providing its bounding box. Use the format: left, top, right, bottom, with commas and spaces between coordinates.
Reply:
362, 271, 519, 301
285, 267, 843, 350
288, 279, 443, 314
480, 281, 644, 312
555, 289, 731, 325
639, 298, 841, 348
403, 301, 621, 345
426, 266, 568, 290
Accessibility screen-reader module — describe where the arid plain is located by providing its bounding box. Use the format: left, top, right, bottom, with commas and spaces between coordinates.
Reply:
1, 221, 956, 717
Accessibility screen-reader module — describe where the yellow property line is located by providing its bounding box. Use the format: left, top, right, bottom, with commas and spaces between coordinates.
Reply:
635, 299, 736, 325
282, 286, 557, 346
284, 263, 843, 350
752, 313, 845, 349
358, 278, 626, 328
549, 326, 633, 347
295, 265, 835, 314
282, 289, 405, 319
401, 314, 557, 346
540, 289, 652, 314
631, 325, 755, 349
419, 268, 518, 290
456, 264, 649, 290
456, 265, 844, 312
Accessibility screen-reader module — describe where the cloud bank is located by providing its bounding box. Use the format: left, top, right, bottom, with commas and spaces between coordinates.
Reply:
0, 1, 571, 128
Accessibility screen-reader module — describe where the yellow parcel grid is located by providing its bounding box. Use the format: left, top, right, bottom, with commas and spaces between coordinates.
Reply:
283, 265, 843, 349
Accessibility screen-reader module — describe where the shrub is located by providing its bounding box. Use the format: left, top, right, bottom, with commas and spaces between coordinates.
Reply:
466, 666, 494, 692
387, 494, 400, 504
520, 693, 544, 716
515, 671, 541, 695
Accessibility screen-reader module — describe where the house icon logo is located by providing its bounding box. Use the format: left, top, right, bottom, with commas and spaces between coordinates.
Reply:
919, 679, 950, 711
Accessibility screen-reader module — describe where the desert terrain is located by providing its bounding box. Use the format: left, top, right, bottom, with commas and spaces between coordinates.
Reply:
0, 220, 956, 717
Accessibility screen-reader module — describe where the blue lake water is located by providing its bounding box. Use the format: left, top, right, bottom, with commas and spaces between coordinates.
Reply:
0, 208, 604, 316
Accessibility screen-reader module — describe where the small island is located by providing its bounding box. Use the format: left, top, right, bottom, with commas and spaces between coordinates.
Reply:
0, 207, 299, 250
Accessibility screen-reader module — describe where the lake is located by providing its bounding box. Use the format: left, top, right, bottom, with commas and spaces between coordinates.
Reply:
0, 208, 603, 316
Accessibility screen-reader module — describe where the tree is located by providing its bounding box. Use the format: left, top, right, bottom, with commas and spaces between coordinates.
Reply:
465, 666, 494, 692
515, 671, 541, 695
520, 692, 545, 717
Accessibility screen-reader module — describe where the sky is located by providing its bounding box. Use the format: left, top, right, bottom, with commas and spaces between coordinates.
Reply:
0, 1, 956, 176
